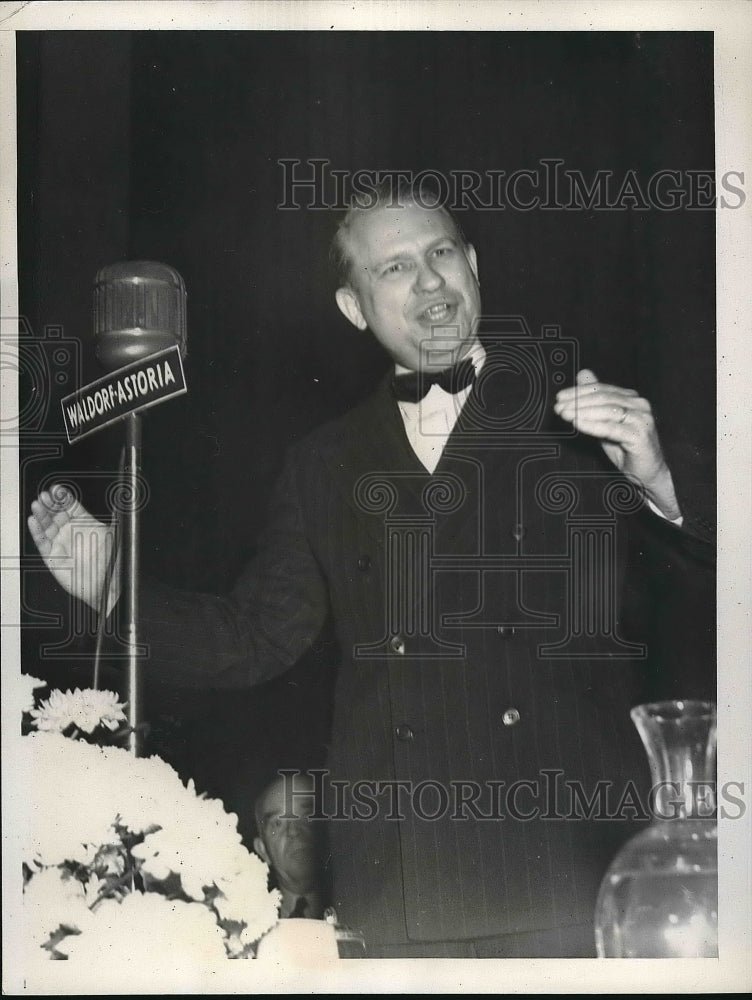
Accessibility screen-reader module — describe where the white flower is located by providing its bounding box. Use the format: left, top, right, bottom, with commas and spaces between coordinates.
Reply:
132, 789, 244, 900
214, 857, 282, 945
20, 675, 47, 714
23, 866, 95, 954
116, 752, 192, 834
29, 688, 126, 734
22, 725, 281, 957
24, 734, 123, 867
59, 891, 227, 964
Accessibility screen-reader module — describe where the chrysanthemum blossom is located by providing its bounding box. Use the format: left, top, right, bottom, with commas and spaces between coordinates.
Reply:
20, 674, 47, 714
23, 866, 95, 955
29, 688, 126, 734
25, 735, 123, 867
58, 891, 227, 964
214, 857, 282, 945
132, 792, 245, 901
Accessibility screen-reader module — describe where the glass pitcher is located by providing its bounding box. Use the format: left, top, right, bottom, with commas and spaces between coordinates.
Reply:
594, 699, 718, 958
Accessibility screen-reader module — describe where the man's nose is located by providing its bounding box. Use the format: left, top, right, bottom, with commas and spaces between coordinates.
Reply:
286, 817, 306, 839
414, 259, 444, 292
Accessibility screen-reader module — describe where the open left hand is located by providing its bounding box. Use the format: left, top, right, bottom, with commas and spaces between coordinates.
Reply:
554, 369, 681, 520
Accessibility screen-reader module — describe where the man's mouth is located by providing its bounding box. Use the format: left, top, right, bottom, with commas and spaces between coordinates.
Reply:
418, 300, 457, 325
288, 844, 316, 862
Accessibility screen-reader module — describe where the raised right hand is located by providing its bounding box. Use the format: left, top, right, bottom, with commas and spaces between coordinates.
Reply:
28, 485, 120, 613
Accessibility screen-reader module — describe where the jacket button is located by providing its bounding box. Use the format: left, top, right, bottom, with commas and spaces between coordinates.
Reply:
357, 554, 371, 572
395, 724, 414, 741
389, 635, 406, 655
502, 707, 521, 727
497, 626, 516, 639
511, 524, 526, 542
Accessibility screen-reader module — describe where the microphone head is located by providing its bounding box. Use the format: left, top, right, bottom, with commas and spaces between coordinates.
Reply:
94, 260, 187, 372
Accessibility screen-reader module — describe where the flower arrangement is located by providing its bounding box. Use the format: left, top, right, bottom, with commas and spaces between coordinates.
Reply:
21, 677, 281, 964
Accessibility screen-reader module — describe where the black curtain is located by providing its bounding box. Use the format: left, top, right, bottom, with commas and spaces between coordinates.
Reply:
17, 30, 715, 841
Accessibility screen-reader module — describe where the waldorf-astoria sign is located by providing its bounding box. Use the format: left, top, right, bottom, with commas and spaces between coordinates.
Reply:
61, 344, 187, 443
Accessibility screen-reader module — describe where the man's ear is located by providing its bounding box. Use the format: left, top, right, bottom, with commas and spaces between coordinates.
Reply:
253, 836, 270, 864
465, 244, 479, 283
335, 286, 368, 331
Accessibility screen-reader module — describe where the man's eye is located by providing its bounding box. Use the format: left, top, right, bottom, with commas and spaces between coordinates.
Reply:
432, 245, 453, 257
383, 262, 405, 275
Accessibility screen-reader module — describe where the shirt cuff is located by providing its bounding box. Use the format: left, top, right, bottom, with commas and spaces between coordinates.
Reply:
646, 497, 684, 527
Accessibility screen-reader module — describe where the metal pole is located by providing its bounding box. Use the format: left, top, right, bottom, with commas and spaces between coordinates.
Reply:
123, 412, 143, 756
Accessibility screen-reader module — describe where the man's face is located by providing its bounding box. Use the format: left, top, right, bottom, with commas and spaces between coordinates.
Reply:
253, 778, 322, 895
335, 202, 482, 371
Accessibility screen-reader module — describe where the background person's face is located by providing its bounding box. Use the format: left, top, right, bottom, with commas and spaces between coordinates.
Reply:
337, 202, 481, 371
254, 781, 321, 894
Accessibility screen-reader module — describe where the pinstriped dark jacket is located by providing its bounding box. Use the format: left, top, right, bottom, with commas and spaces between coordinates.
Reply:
140, 356, 714, 951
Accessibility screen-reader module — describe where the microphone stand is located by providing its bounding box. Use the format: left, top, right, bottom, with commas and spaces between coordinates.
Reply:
93, 447, 125, 692
91, 260, 187, 757
123, 412, 143, 756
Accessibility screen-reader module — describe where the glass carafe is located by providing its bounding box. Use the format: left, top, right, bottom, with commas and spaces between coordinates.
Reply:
595, 700, 718, 958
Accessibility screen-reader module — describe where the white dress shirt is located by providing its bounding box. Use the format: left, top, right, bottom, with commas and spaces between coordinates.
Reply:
394, 340, 486, 475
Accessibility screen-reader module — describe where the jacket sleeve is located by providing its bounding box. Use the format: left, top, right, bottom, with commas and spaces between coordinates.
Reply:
621, 471, 716, 703
658, 433, 716, 557
137, 447, 331, 689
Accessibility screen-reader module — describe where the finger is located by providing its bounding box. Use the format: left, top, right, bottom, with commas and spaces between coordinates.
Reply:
38, 489, 55, 514
46, 486, 88, 525
31, 496, 74, 535
558, 403, 631, 423
556, 383, 641, 404
35, 510, 62, 542
40, 485, 77, 513
51, 485, 81, 515
37, 489, 68, 524
51, 496, 86, 523
576, 368, 598, 385
49, 483, 72, 503
556, 395, 651, 417
557, 403, 651, 429
33, 498, 75, 533
30, 498, 53, 532
28, 514, 52, 555
563, 411, 641, 446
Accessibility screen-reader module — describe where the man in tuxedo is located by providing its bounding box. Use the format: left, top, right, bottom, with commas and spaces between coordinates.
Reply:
29, 179, 713, 956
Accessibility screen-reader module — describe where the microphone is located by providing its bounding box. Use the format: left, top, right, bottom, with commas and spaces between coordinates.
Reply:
94, 260, 187, 372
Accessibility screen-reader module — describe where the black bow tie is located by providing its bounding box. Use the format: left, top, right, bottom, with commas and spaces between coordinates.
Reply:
391, 357, 476, 403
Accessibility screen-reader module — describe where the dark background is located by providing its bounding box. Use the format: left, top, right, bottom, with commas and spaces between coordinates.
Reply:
16, 30, 715, 843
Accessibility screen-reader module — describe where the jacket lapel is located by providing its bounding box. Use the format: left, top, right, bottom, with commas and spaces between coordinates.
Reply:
314, 375, 432, 534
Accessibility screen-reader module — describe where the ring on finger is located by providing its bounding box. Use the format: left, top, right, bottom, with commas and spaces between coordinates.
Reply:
617, 406, 628, 424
